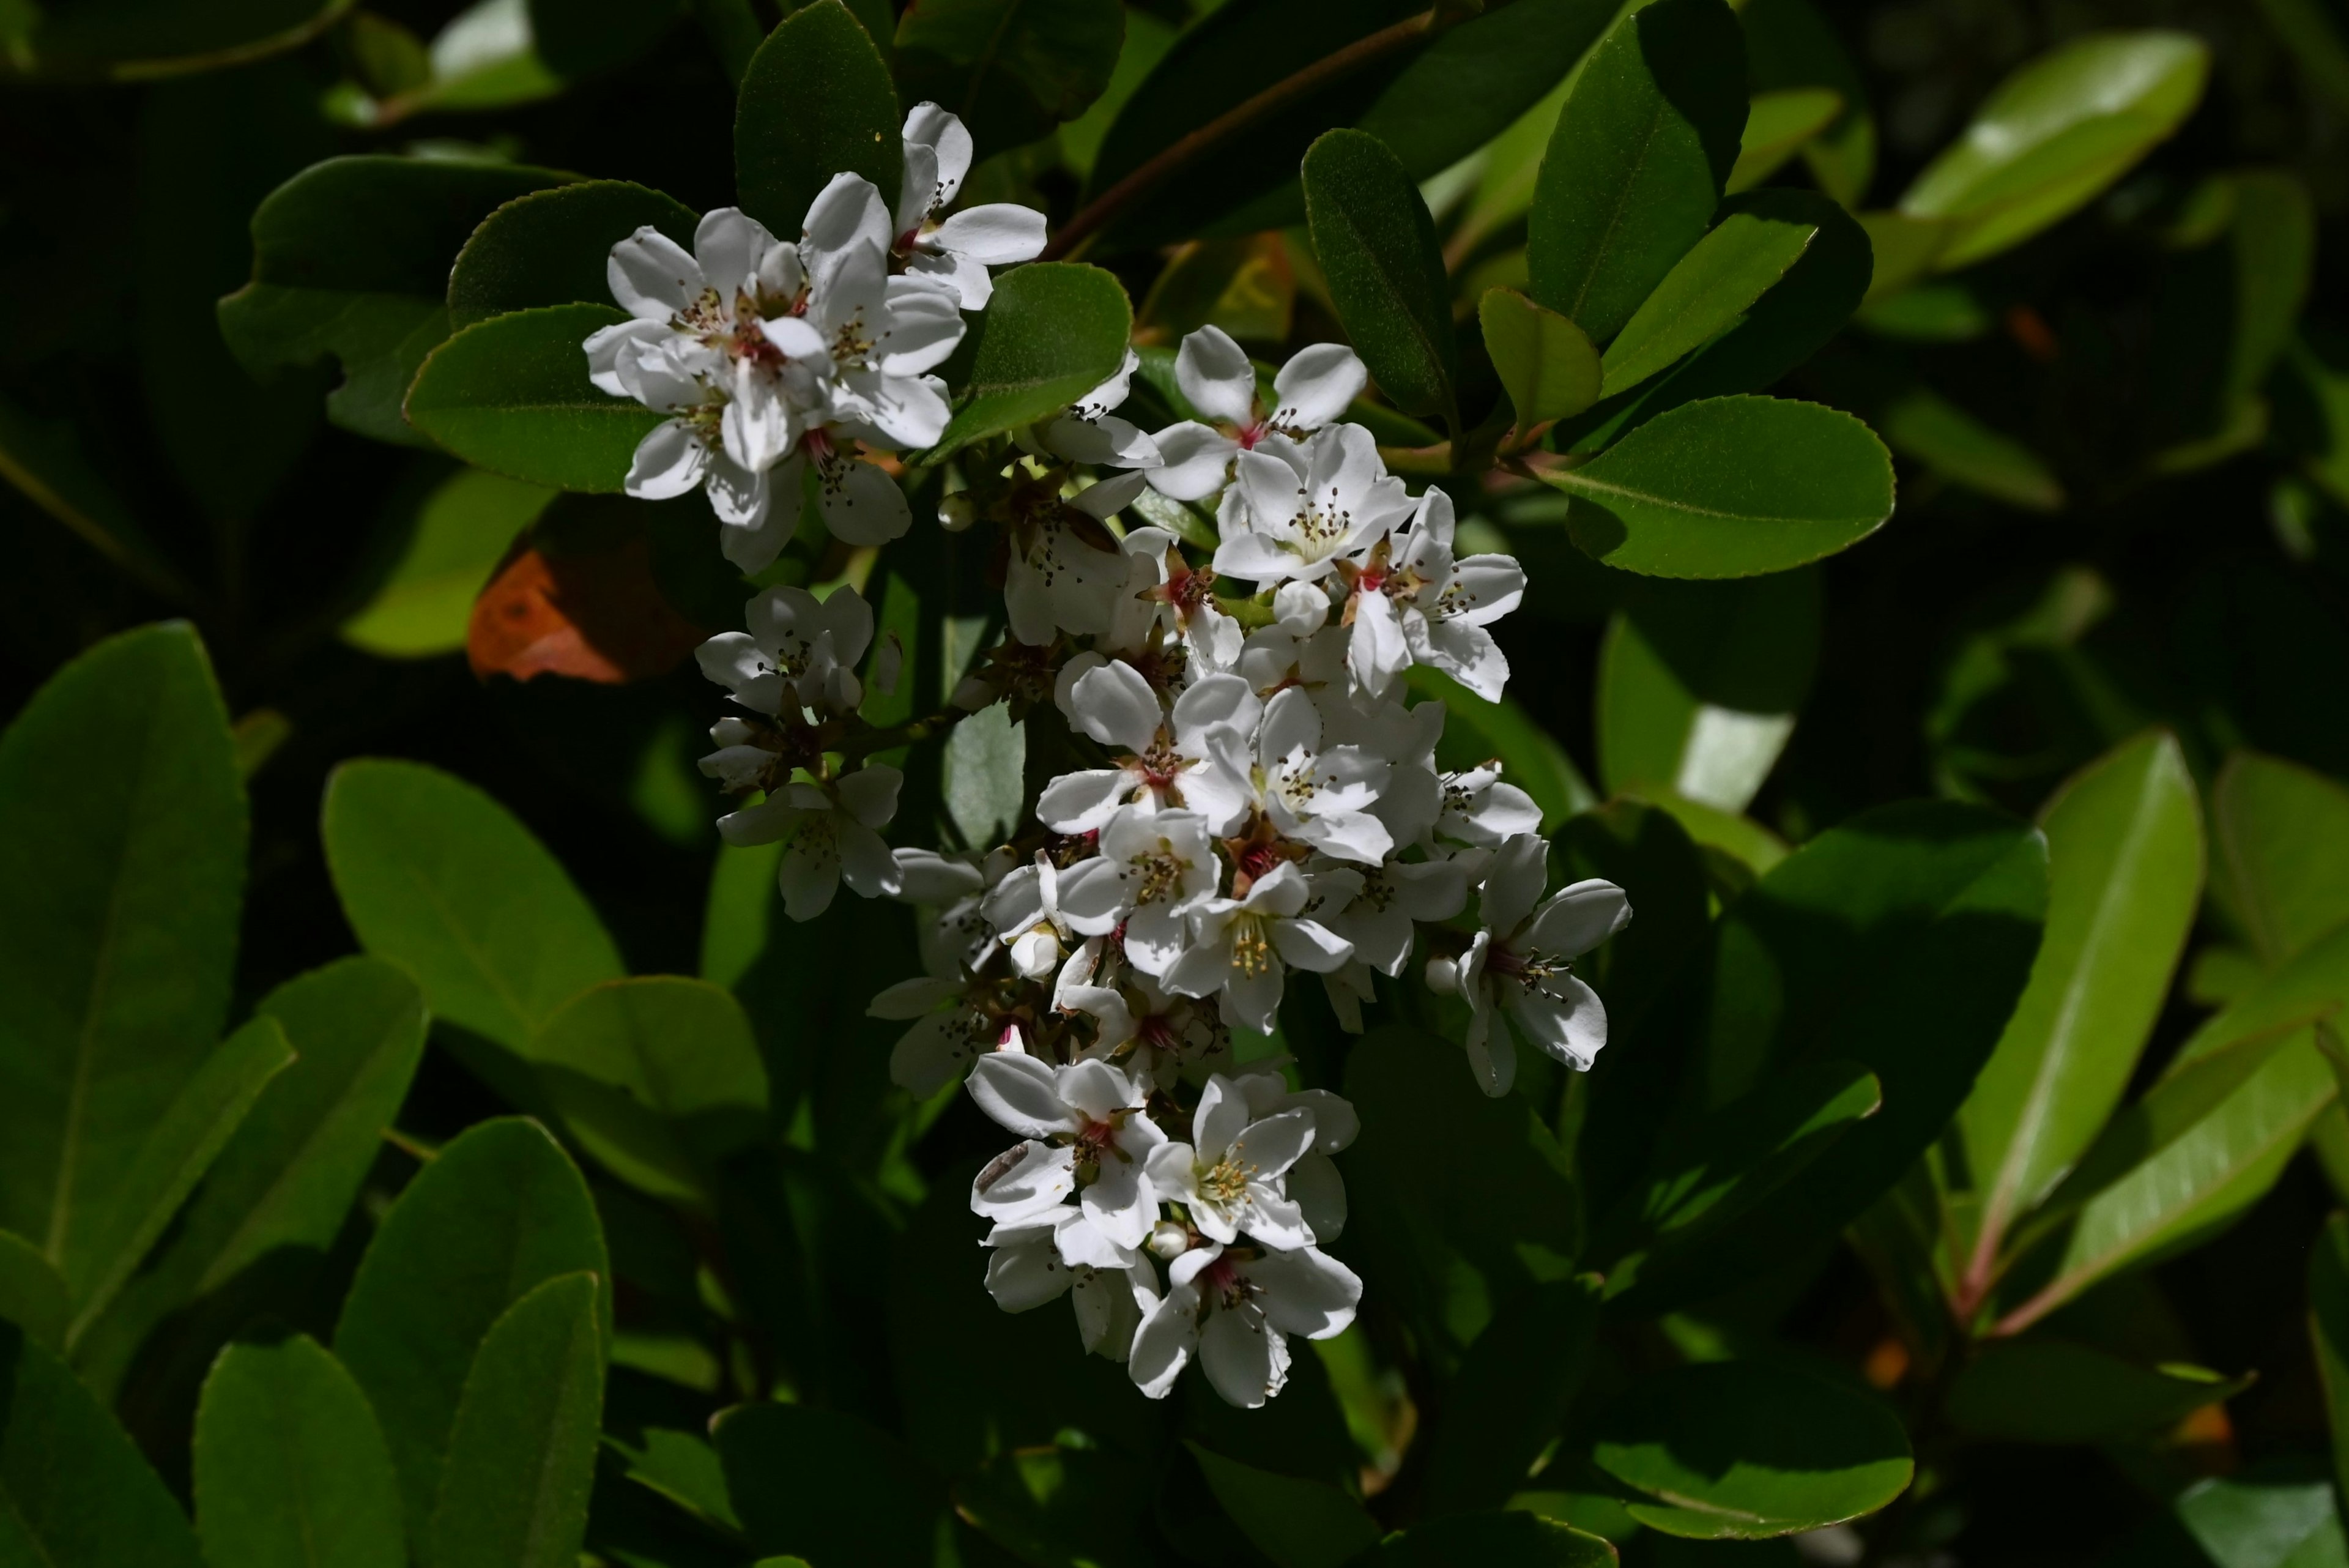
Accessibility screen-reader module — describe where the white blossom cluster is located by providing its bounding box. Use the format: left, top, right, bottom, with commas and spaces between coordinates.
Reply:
610, 108, 1633, 1407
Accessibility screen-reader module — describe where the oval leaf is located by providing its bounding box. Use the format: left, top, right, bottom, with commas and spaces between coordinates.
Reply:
448, 180, 700, 330
1591, 1360, 1912, 1537
1187, 1441, 1382, 1568
1480, 288, 1601, 429
335, 1118, 607, 1548
894, 0, 1125, 159
1302, 128, 1458, 424
2210, 749, 2349, 970
933, 262, 1132, 453
194, 1333, 405, 1568
1598, 201, 1822, 397
0, 1321, 205, 1567
735, 0, 902, 236
1526, 0, 1746, 341
1946, 1339, 2249, 1444
403, 303, 666, 492
1544, 395, 1894, 578
429, 1272, 605, 1568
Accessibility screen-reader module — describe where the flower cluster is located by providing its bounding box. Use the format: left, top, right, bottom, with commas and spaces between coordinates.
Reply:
626, 113, 1634, 1406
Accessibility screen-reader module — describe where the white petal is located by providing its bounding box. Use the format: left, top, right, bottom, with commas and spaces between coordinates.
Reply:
1037, 768, 1134, 835
1175, 325, 1258, 428
609, 226, 703, 321
623, 420, 708, 501
1347, 591, 1411, 701
835, 763, 902, 828
801, 171, 891, 258
984, 1232, 1073, 1311
1248, 1247, 1362, 1338
694, 207, 778, 300
1508, 972, 1608, 1070
1270, 343, 1367, 429
1525, 878, 1632, 957
968, 1050, 1074, 1140
1128, 1284, 1202, 1399
1228, 1107, 1313, 1181
933, 204, 1048, 265
1479, 832, 1551, 936
971, 1140, 1077, 1222
1269, 918, 1354, 973
1069, 660, 1163, 753
1201, 1302, 1285, 1408
815, 451, 912, 544
890, 1011, 981, 1094
905, 101, 974, 204
1288, 1152, 1348, 1243
1146, 422, 1240, 500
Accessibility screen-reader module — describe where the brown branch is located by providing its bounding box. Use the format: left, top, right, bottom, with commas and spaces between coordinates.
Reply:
1041, 6, 1458, 262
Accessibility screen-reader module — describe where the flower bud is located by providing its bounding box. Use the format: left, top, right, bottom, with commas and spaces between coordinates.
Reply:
1424, 956, 1460, 995
938, 492, 978, 533
1148, 1221, 1190, 1261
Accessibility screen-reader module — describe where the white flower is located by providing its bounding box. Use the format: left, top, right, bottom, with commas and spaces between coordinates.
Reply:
1316, 852, 1475, 976
1213, 423, 1414, 589
982, 1209, 1159, 1361
982, 851, 1080, 979
694, 584, 872, 716
1042, 349, 1162, 469
893, 103, 1048, 309
1427, 835, 1630, 1096
714, 765, 904, 921
1200, 686, 1393, 865
1127, 1241, 1361, 1408
1160, 862, 1354, 1033
1004, 470, 1150, 645
1105, 525, 1242, 670
869, 934, 1013, 1098
1231, 1069, 1357, 1244
1058, 806, 1222, 975
1059, 972, 1226, 1088
1335, 487, 1525, 702
1038, 667, 1258, 835
1435, 761, 1543, 848
965, 1053, 1167, 1247
1143, 1072, 1317, 1249
1146, 327, 1368, 502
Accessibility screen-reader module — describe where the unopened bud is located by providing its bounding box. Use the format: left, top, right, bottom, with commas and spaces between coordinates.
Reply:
938, 492, 978, 533
1424, 957, 1460, 996
1148, 1221, 1189, 1261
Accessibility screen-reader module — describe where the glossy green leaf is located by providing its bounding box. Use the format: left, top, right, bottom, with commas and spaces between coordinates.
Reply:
1553, 190, 1872, 453
430, 1272, 605, 1568
1527, 0, 1747, 341
1188, 1441, 1381, 1568
323, 758, 624, 1053
1622, 788, 1790, 881
1342, 1024, 1581, 1362
1741, 0, 1875, 206
1601, 1058, 1881, 1307
2312, 1212, 2349, 1507
1600, 203, 1820, 397
1371, 1512, 1617, 1566
403, 303, 665, 491
1408, 666, 1597, 832
342, 467, 556, 658
1423, 1277, 1601, 1516
2214, 171, 2317, 415
1958, 733, 2202, 1265
1544, 395, 1895, 578
735, 0, 902, 236
715, 1402, 943, 1567
1659, 803, 2047, 1289
0, 1233, 67, 1350
1899, 31, 2210, 272
1946, 1339, 2248, 1443
1479, 289, 1601, 429
1874, 384, 2065, 511
335, 1118, 608, 1547
894, 0, 1124, 158
0, 623, 264, 1320
933, 262, 1132, 453
0, 1321, 205, 1567
217, 157, 569, 445
1302, 129, 1458, 425
1, 0, 344, 80
524, 977, 768, 1206
1596, 570, 1820, 814
2210, 751, 2349, 971
193, 1332, 405, 1568
1726, 87, 1843, 195
447, 181, 699, 330
1591, 1360, 1912, 1537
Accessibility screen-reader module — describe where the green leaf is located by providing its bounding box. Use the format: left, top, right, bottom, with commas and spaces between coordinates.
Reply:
335, 1118, 608, 1548
1598, 201, 1822, 398
1945, 1339, 2249, 1443
342, 467, 556, 658
217, 157, 569, 446
1371, 1512, 1618, 1566
1590, 1359, 1912, 1538
952, 1444, 1152, 1568
1408, 666, 1596, 833
1543, 395, 1894, 578
0, 623, 262, 1317
1342, 1024, 1581, 1364
1899, 31, 2211, 272
1874, 384, 2065, 511
0, 1321, 205, 1567
1423, 1277, 1602, 1516
735, 0, 902, 236
1595, 570, 1819, 815
323, 758, 625, 1053
893, 0, 1124, 159
933, 262, 1132, 454
1527, 0, 1747, 341
2210, 751, 2349, 971
447, 181, 700, 330
714, 1402, 943, 1567
1725, 87, 1843, 195
1302, 128, 1459, 425
1740, 0, 1875, 206
1, 0, 345, 79
0, 1234, 67, 1350
193, 1332, 406, 1568
1958, 732, 2203, 1266
524, 977, 768, 1206
2168, 1465, 2349, 1568
1480, 289, 1601, 429
403, 303, 666, 491
531, 0, 686, 83
2312, 1212, 2349, 1507
0, 396, 195, 604
1660, 802, 2047, 1289
1187, 1442, 1381, 1568
430, 1272, 606, 1568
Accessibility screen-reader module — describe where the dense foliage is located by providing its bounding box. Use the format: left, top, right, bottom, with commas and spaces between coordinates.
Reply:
3, 0, 2349, 1562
